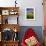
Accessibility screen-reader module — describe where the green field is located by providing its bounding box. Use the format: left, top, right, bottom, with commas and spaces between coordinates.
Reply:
27, 13, 34, 19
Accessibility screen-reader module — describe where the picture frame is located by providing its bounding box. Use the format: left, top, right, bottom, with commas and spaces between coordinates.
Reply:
2, 10, 9, 15
25, 7, 35, 20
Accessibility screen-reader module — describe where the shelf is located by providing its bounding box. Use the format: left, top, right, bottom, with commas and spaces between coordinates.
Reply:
0, 7, 19, 10
1, 15, 18, 24
2, 40, 19, 46
2, 40, 19, 43
0, 7, 19, 15
0, 7, 19, 24
0, 24, 20, 32
0, 7, 20, 46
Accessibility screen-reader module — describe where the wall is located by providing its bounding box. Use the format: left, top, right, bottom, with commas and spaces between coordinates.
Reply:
0, 0, 44, 26
18, 0, 43, 26
0, 0, 44, 44
18, 26, 43, 44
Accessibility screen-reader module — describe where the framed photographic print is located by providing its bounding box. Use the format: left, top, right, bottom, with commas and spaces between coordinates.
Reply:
25, 7, 35, 20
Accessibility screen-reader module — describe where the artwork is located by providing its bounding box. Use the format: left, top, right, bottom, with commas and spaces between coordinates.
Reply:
26, 7, 35, 20
2, 10, 9, 15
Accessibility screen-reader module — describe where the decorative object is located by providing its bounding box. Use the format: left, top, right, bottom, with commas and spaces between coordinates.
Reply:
14, 28, 17, 32
9, 10, 18, 15
25, 36, 38, 46
5, 18, 8, 24
25, 7, 35, 20
10, 11, 15, 15
13, 28, 18, 40
2, 28, 13, 41
13, 32, 18, 41
2, 10, 9, 15
15, 0, 17, 7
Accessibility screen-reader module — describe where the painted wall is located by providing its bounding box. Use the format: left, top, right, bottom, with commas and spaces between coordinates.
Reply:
18, 26, 43, 44
18, 0, 43, 26
0, 0, 43, 26
0, 0, 44, 44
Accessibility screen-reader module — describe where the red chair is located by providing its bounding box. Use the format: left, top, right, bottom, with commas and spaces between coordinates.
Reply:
21, 28, 41, 46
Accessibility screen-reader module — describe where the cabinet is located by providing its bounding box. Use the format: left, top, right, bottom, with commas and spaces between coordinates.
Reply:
0, 7, 20, 46
0, 7, 19, 24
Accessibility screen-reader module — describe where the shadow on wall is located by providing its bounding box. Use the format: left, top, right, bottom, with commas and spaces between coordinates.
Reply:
18, 26, 43, 44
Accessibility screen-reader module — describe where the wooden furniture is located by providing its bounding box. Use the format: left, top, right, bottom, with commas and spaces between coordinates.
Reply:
43, 0, 46, 46
0, 7, 19, 24
0, 7, 20, 46
0, 41, 2, 46
2, 41, 19, 46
